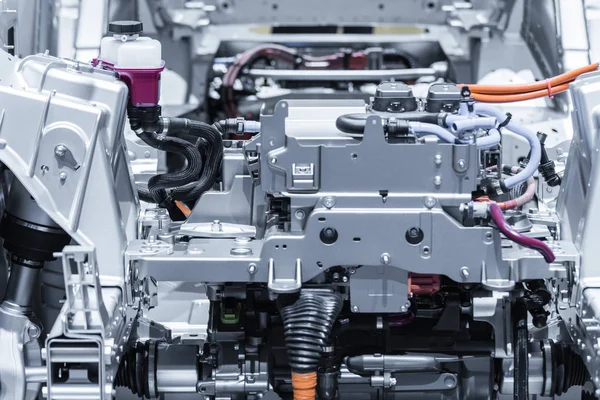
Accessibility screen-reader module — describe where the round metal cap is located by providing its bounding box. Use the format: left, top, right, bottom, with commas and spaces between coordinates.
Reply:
108, 20, 143, 35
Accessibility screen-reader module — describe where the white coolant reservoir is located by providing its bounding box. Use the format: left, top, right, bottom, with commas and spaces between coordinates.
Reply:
95, 21, 165, 107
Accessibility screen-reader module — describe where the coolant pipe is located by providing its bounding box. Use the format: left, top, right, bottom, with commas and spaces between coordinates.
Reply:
474, 103, 541, 188
449, 117, 497, 134
476, 128, 501, 149
489, 203, 556, 263
408, 122, 456, 143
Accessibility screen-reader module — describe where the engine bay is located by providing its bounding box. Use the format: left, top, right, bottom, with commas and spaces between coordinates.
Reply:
0, 1, 599, 399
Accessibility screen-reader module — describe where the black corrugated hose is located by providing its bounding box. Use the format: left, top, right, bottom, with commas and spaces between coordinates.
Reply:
137, 131, 204, 203
163, 118, 224, 202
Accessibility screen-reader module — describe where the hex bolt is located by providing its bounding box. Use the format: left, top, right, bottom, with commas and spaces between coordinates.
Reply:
248, 264, 256, 275
352, 305, 360, 312
59, 172, 67, 182
380, 253, 391, 265
434, 176, 442, 186
457, 159, 466, 169
424, 196, 437, 209
54, 144, 67, 157
323, 196, 336, 209
27, 324, 41, 339
434, 154, 442, 165
460, 266, 470, 279
444, 375, 456, 388
342, 276, 348, 283
270, 157, 277, 164
294, 209, 306, 220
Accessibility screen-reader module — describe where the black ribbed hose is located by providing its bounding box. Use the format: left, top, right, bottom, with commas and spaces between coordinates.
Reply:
163, 119, 223, 202
278, 291, 343, 372
137, 131, 204, 204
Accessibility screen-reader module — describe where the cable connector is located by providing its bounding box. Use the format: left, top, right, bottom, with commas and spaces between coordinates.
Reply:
215, 118, 261, 137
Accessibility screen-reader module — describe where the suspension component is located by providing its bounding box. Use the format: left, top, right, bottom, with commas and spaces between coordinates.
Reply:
499, 339, 589, 396
0, 180, 70, 308
115, 340, 200, 398
278, 290, 343, 400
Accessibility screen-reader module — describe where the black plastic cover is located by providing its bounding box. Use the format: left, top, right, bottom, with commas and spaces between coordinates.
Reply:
108, 20, 144, 35
425, 83, 462, 113
372, 81, 417, 112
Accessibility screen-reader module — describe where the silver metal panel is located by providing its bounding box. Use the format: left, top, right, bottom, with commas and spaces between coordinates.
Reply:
0, 50, 134, 286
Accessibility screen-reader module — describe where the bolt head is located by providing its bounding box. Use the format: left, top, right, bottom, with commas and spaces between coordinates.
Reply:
342, 276, 348, 283
434, 176, 442, 186
444, 375, 456, 387
323, 196, 336, 209
350, 268, 356, 275
270, 157, 277, 164
460, 266, 470, 279
294, 209, 306, 220
54, 144, 67, 157
457, 159, 466, 169
434, 154, 442, 165
380, 253, 391, 265
27, 324, 41, 339
59, 171, 67, 182
352, 305, 359, 312
248, 263, 257, 274
424, 196, 436, 209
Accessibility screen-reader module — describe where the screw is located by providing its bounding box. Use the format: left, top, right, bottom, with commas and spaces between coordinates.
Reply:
546, 186, 553, 193
59, 171, 67, 182
323, 196, 336, 209
380, 253, 391, 265
54, 144, 67, 157
342, 276, 348, 283
144, 151, 151, 158
484, 231, 493, 242
350, 268, 356, 275
40, 165, 49, 175
352, 305, 359, 312
457, 159, 466, 169
294, 209, 306, 220
27, 324, 41, 338
444, 375, 456, 387
434, 154, 442, 165
270, 157, 277, 164
401, 305, 407, 312
211, 220, 223, 232
424, 196, 436, 209
556, 148, 563, 155
408, 227, 420, 238
389, 377, 397, 386
434, 176, 442, 186
460, 266, 470, 279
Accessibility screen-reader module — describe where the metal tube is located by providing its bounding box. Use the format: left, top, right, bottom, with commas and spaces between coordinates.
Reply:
3, 263, 39, 308
246, 67, 437, 81
25, 366, 48, 383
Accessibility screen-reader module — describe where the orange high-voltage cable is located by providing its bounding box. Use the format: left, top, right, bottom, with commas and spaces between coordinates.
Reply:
291, 371, 317, 400
458, 63, 598, 102
470, 83, 570, 103
461, 63, 598, 94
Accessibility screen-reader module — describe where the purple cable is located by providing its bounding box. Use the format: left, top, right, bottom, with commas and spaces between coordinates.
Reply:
488, 203, 556, 263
